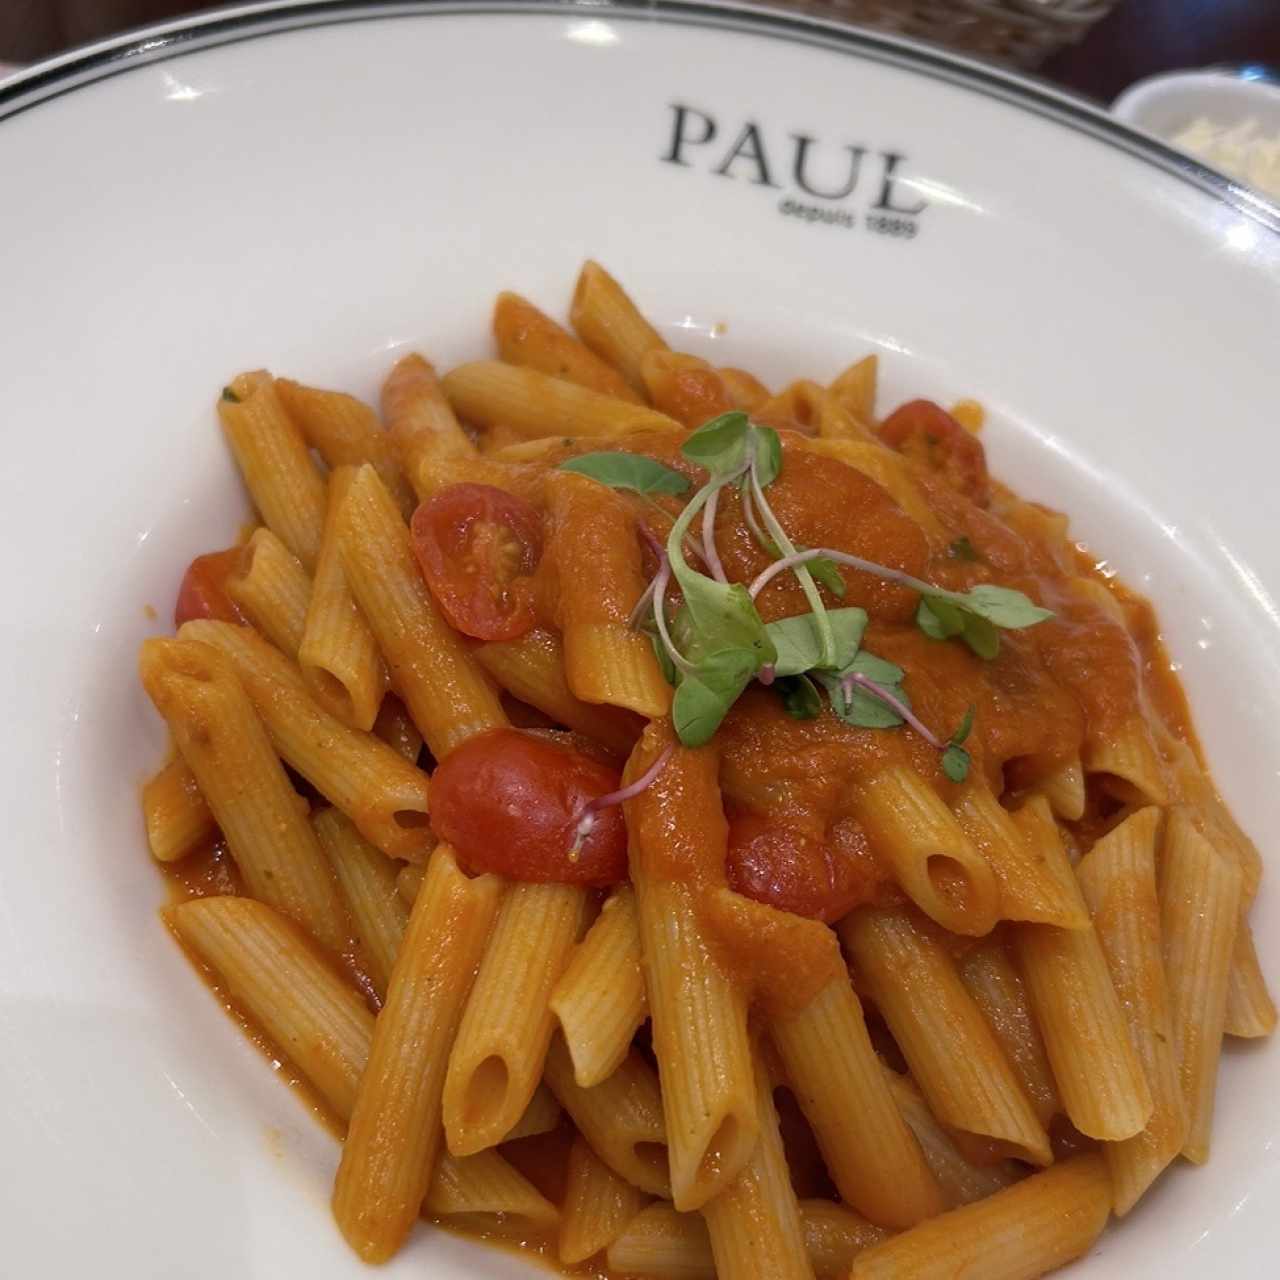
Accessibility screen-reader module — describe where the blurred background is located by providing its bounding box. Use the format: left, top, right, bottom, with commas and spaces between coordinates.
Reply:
0, 0, 1276, 100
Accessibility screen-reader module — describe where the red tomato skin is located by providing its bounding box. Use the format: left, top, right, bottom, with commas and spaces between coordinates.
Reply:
726, 813, 867, 924
410, 483, 542, 641
173, 548, 246, 628
430, 728, 627, 886
877, 399, 990, 505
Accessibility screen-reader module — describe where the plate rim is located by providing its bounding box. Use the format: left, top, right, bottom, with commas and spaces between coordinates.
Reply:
2, 0, 1279, 236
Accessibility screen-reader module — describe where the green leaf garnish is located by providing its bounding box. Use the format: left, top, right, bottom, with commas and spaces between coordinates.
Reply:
672, 647, 760, 747
221, 386, 241, 403
818, 652, 910, 729
960, 613, 1000, 660
941, 744, 971, 782
806, 554, 847, 598
680, 411, 753, 478
951, 584, 1054, 629
777, 674, 823, 720
765, 607, 867, 678
950, 705, 975, 746
916, 596, 965, 640
558, 452, 691, 496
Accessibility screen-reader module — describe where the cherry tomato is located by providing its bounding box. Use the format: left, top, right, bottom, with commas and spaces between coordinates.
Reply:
410, 484, 542, 641
430, 728, 627, 886
173, 548, 247, 628
726, 813, 869, 923
878, 399, 990, 506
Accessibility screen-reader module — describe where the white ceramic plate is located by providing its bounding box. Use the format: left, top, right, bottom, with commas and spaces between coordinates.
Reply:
1, 3, 1278, 1276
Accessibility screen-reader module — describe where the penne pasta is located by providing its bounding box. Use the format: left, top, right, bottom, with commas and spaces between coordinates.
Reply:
218, 371, 327, 571
298, 464, 388, 731
550, 885, 649, 1087
396, 861, 425, 906
718, 366, 771, 411
842, 906, 1051, 1166
443, 360, 679, 440
443, 882, 587, 1155
335, 463, 507, 757
225, 527, 312, 659
475, 627, 643, 758
312, 807, 408, 1000
700, 1043, 814, 1280
493, 290, 642, 403
425, 1149, 559, 1234
139, 637, 347, 952
178, 619, 433, 862
640, 350, 735, 428
1084, 715, 1169, 807
503, 1082, 562, 1141
848, 1153, 1111, 1280
371, 693, 424, 764
1161, 807, 1242, 1163
569, 259, 669, 393
332, 846, 502, 1262
1076, 807, 1187, 1213
849, 764, 1000, 936
381, 351, 476, 471
828, 353, 878, 425
275, 376, 416, 517
1038, 756, 1086, 822
771, 973, 944, 1228
559, 1135, 650, 1265
142, 756, 215, 863
1225, 912, 1278, 1037
543, 1034, 671, 1198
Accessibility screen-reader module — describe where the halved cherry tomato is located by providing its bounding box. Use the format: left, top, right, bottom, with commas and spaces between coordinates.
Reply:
430, 728, 627, 886
410, 483, 542, 641
726, 813, 871, 923
878, 399, 990, 506
173, 548, 247, 628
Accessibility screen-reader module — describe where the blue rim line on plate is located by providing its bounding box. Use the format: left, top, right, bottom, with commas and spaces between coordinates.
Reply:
1, 0, 1278, 237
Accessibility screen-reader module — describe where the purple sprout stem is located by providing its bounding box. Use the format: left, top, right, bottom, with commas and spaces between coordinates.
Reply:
758, 663, 776, 686
568, 745, 675, 860
749, 547, 941, 601
634, 525, 692, 676
701, 483, 729, 583
841, 672, 945, 750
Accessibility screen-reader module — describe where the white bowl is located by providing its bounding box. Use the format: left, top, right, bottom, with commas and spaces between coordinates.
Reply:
1, 3, 1278, 1277
1113, 67, 1280, 140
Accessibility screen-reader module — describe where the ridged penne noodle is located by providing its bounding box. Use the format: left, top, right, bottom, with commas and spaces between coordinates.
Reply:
1225, 912, 1277, 1037
139, 638, 347, 952
771, 974, 944, 1228
425, 1149, 559, 1233
881, 1069, 1024, 1207
701, 1043, 813, 1280
606, 1201, 889, 1279
475, 627, 643, 758
842, 906, 1051, 1165
817, 393, 876, 444
170, 896, 372, 1121
372, 693, 424, 764
218, 371, 326, 570
849, 764, 999, 936
381, 351, 476, 471
956, 939, 1061, 1130
275, 376, 416, 516
828, 353, 878, 425
952, 782, 1088, 929
396, 861, 425, 906
640, 350, 735, 428
297, 465, 387, 730
559, 1135, 650, 1265
626, 733, 758, 1210
1161, 807, 1242, 1163
543, 1035, 671, 1198
142, 757, 215, 863
1010, 797, 1153, 1141
718, 366, 771, 411
335, 463, 507, 757
1084, 714, 1169, 806
1076, 807, 1186, 1212
225, 527, 312, 659
312, 807, 408, 999
493, 290, 642, 403
504, 1082, 561, 1141
178, 619, 433, 861
544, 470, 671, 718
848, 1153, 1111, 1280
443, 361, 679, 440
332, 846, 502, 1262
1038, 756, 1086, 821
550, 885, 648, 1087
757, 379, 825, 434
569, 259, 669, 393
443, 882, 587, 1155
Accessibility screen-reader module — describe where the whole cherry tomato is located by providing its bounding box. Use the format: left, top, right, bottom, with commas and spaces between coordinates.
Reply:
430, 728, 627, 886
410, 483, 542, 641
173, 548, 246, 628
878, 399, 989, 506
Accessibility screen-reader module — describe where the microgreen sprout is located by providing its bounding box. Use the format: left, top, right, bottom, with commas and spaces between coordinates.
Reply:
567, 745, 675, 860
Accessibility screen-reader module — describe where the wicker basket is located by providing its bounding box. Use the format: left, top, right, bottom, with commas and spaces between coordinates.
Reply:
775, 0, 1117, 69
